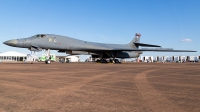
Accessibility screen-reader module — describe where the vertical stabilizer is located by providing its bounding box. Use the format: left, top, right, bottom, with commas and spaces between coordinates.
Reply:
129, 33, 141, 48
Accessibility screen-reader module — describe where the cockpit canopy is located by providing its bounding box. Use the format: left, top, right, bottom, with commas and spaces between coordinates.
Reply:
33, 34, 46, 38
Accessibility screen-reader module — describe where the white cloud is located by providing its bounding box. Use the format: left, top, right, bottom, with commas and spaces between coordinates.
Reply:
181, 38, 192, 42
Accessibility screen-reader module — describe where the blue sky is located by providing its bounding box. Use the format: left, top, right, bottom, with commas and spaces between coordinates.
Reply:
0, 0, 199, 58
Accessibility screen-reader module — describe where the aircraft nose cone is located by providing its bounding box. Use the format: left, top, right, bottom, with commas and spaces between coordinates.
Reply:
3, 39, 18, 46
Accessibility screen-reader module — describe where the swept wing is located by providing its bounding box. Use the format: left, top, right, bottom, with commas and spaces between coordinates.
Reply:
72, 47, 196, 52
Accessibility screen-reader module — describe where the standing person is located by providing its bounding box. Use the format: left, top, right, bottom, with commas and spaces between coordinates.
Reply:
31, 58, 34, 64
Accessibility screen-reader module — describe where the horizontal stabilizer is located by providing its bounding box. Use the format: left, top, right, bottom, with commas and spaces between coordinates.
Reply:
141, 48, 173, 50
134, 43, 161, 47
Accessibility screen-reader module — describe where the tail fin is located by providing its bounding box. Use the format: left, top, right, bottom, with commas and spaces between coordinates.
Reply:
129, 33, 141, 48
128, 33, 161, 48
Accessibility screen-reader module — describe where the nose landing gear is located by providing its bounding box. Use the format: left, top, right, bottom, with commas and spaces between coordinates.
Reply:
45, 49, 51, 64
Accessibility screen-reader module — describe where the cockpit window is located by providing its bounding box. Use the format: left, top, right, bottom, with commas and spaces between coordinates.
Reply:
31, 35, 38, 38
41, 34, 46, 38
32, 34, 46, 38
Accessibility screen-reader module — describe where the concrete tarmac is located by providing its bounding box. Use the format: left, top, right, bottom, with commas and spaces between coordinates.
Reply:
0, 62, 200, 112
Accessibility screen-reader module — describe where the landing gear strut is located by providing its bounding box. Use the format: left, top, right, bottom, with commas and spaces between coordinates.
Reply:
45, 49, 51, 64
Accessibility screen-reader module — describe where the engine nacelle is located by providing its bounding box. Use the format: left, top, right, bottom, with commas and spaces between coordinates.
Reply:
116, 52, 139, 58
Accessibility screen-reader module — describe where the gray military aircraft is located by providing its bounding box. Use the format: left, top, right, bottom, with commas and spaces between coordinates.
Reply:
3, 33, 196, 64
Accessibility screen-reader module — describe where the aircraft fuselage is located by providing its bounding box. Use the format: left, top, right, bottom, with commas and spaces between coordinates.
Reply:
4, 34, 140, 59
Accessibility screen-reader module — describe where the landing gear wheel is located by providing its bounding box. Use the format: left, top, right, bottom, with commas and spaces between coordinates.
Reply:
45, 60, 51, 64
112, 59, 115, 64
114, 59, 120, 63
96, 59, 101, 63
97, 59, 108, 63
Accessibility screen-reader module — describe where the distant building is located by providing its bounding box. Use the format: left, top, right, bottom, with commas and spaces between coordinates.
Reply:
0, 51, 27, 61
139, 55, 199, 62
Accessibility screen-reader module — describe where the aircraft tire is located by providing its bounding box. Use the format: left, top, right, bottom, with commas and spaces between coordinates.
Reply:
45, 60, 51, 64
114, 59, 121, 64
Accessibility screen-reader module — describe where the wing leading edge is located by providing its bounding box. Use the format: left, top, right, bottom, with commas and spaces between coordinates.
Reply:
73, 48, 196, 52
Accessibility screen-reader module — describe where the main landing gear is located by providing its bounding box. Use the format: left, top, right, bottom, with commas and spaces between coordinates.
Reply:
96, 58, 121, 64
109, 59, 120, 63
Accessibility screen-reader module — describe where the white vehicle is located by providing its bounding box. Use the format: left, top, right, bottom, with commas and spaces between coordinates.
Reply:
179, 56, 186, 62
65, 56, 80, 62
187, 56, 198, 62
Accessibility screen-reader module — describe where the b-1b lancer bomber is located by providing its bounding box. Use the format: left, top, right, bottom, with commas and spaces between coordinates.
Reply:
4, 33, 196, 64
